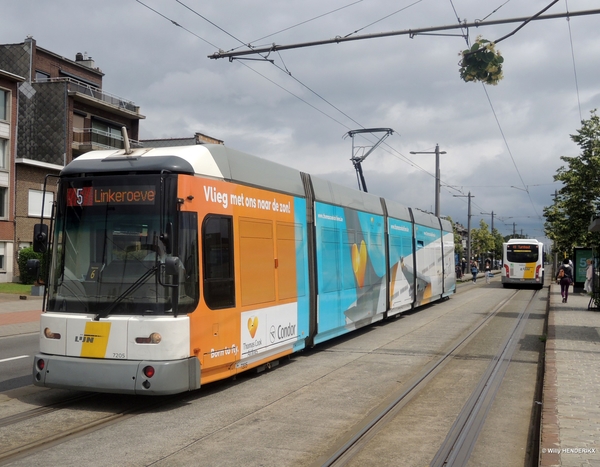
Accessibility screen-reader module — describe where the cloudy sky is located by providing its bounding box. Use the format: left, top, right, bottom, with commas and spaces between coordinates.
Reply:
4, 0, 600, 246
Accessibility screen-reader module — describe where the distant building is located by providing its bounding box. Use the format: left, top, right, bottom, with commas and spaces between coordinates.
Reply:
141, 132, 224, 147
454, 222, 468, 254
0, 37, 145, 281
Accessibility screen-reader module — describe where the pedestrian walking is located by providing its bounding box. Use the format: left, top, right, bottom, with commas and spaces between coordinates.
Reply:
484, 258, 491, 284
556, 258, 573, 303
471, 261, 478, 283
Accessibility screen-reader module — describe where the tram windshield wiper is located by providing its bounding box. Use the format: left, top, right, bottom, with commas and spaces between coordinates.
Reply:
94, 265, 159, 321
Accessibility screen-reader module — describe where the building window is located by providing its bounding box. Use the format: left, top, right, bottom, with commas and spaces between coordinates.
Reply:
35, 70, 50, 82
28, 189, 54, 218
91, 120, 123, 149
0, 90, 7, 121
0, 139, 6, 169
0, 187, 6, 219
0, 242, 4, 270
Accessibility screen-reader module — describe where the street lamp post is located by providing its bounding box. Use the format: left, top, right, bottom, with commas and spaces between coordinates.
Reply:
410, 144, 446, 217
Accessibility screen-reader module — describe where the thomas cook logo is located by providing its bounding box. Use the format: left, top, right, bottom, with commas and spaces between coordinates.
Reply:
247, 316, 258, 338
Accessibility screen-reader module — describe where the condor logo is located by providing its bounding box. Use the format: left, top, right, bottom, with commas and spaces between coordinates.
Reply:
77, 322, 111, 358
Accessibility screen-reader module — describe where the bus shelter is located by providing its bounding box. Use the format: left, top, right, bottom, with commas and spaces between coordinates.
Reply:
587, 217, 600, 310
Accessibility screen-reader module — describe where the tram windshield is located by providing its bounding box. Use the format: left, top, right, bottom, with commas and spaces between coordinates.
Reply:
506, 244, 539, 263
46, 175, 198, 315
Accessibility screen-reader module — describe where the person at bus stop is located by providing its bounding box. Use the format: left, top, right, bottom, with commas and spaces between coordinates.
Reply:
584, 259, 593, 294
471, 261, 478, 283
556, 258, 573, 303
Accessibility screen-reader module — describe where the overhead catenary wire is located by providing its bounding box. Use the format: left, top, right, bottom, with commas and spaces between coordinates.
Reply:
447, 0, 547, 223
206, 0, 581, 234
342, 0, 423, 38
226, 0, 366, 54
171, 0, 445, 186
475, 0, 512, 23
134, 0, 219, 48
564, 0, 583, 123
131, 0, 439, 185
137, 1, 561, 234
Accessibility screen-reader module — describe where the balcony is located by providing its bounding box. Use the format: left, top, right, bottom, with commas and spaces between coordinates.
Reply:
36, 77, 143, 117
73, 128, 142, 153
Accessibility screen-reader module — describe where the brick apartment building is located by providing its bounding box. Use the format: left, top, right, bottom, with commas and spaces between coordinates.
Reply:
0, 37, 145, 281
0, 69, 25, 282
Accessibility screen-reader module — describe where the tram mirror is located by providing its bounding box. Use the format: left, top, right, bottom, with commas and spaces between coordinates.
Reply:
164, 256, 182, 276
33, 224, 49, 253
161, 222, 173, 255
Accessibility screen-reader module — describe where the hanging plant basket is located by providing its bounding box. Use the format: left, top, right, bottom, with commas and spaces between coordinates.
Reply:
459, 37, 504, 85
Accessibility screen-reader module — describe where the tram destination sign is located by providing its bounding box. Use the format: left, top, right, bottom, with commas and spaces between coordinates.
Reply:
67, 186, 156, 206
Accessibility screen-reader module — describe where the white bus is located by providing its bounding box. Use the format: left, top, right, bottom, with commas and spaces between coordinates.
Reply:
501, 239, 545, 289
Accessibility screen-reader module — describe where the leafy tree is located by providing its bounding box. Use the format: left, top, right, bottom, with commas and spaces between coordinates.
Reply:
543, 110, 600, 254
471, 219, 494, 263
492, 228, 505, 262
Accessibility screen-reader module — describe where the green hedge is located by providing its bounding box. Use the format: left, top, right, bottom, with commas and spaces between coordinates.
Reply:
17, 247, 44, 285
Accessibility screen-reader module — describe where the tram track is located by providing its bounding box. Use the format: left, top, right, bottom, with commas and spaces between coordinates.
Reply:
315, 288, 540, 467
0, 284, 546, 466
0, 391, 182, 465
0, 393, 95, 429
430, 290, 538, 466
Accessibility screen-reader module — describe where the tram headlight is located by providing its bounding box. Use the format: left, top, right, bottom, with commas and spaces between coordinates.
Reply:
135, 332, 162, 344
43, 327, 61, 339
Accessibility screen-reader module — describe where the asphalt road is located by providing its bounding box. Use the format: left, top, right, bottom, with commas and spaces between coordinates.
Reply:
0, 333, 39, 392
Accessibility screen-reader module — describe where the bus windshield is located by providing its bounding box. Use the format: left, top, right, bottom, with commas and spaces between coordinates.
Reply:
47, 176, 187, 315
506, 244, 539, 263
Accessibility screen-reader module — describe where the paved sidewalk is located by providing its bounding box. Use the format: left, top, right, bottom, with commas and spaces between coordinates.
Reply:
0, 293, 43, 337
539, 283, 600, 466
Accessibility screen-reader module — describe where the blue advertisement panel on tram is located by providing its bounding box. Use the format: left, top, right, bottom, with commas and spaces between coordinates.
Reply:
313, 202, 386, 344
387, 218, 414, 315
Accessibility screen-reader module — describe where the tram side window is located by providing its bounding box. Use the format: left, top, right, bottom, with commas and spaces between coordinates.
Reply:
178, 212, 199, 314
202, 215, 235, 309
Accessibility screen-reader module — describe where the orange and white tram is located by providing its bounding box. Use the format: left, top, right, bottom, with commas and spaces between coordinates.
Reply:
31, 143, 455, 394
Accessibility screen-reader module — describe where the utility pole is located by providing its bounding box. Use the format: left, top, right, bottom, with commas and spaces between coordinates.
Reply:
454, 192, 473, 266
410, 144, 446, 217
345, 128, 394, 192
